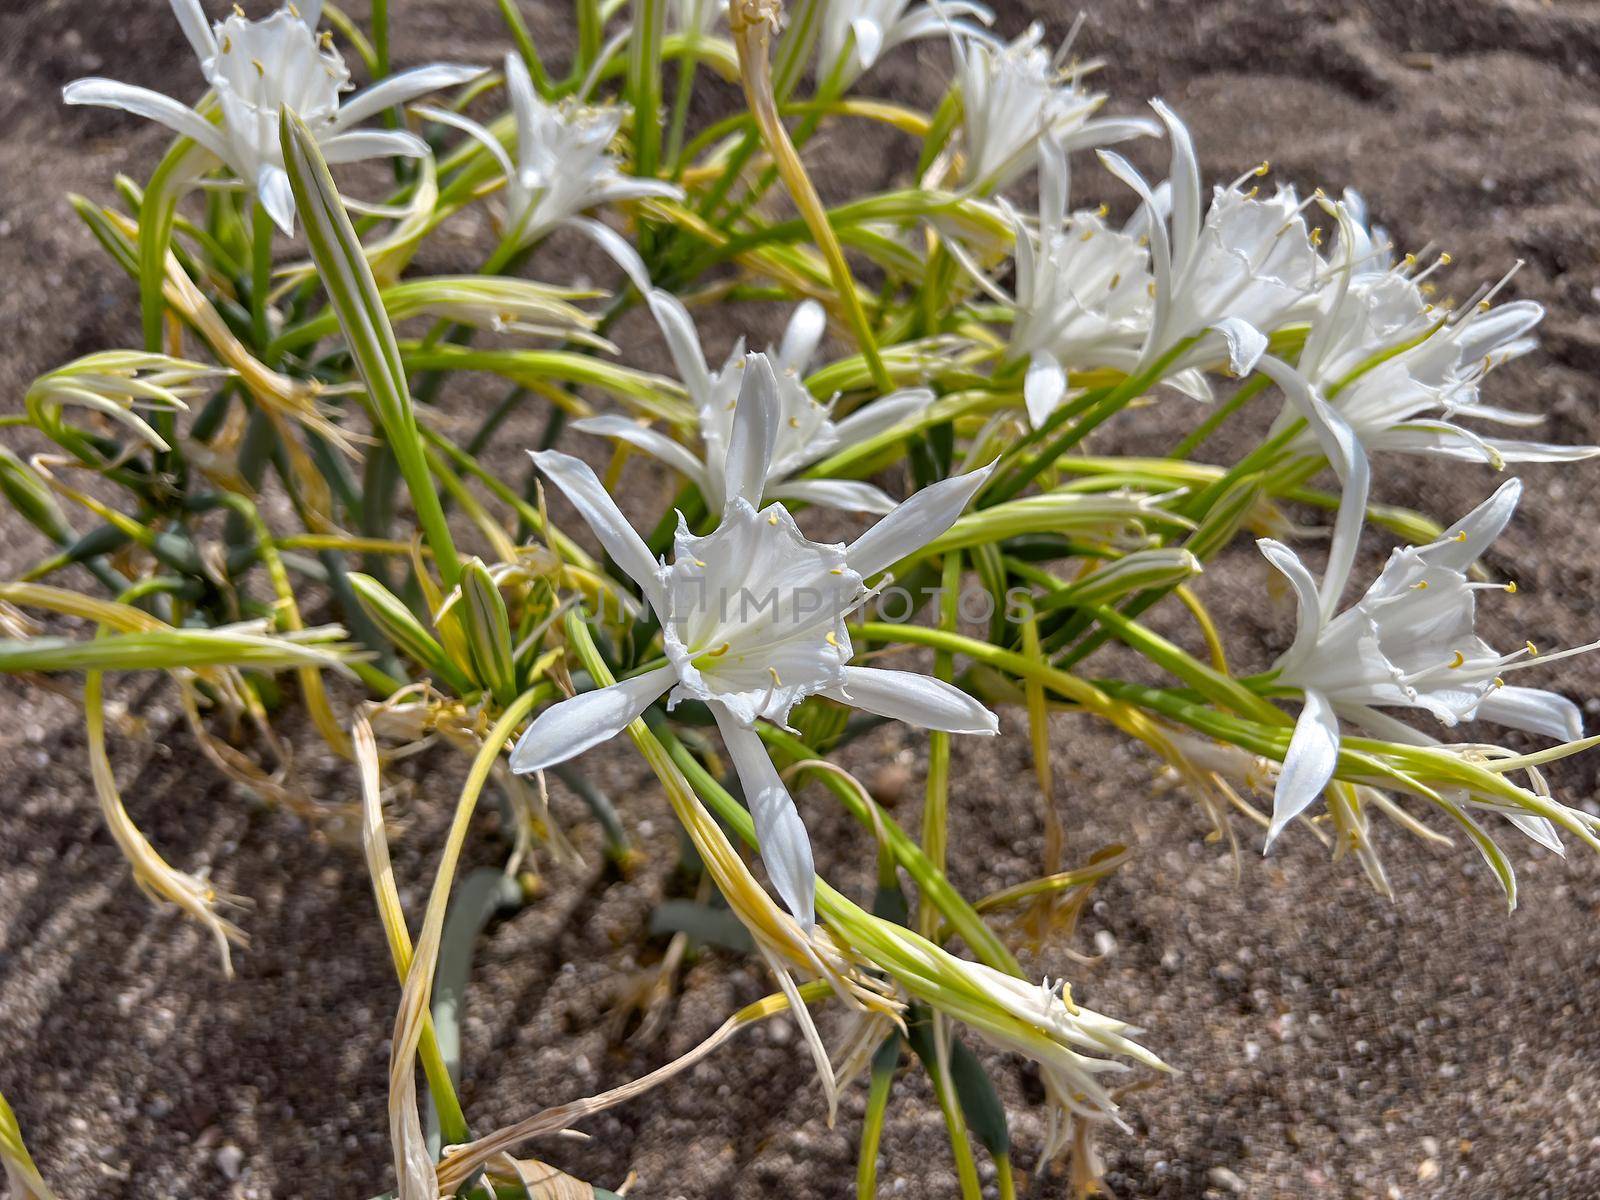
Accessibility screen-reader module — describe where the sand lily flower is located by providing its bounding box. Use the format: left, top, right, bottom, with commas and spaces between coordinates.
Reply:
573, 290, 935, 513
1001, 136, 1155, 427
512, 353, 998, 925
954, 22, 1154, 194
1100, 101, 1321, 398
818, 0, 993, 88
415, 52, 680, 284
1259, 475, 1597, 847
63, 0, 483, 234
1273, 201, 1599, 466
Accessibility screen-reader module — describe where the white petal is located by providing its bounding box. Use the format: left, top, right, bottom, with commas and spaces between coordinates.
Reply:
299, 0, 327, 29
847, 461, 996, 580
411, 104, 515, 181
647, 290, 713, 405
1024, 350, 1067, 429
564, 215, 651, 294
319, 129, 429, 163
1431, 478, 1521, 570
828, 388, 934, 450
569, 415, 710, 490
850, 16, 884, 69
256, 165, 297, 236
723, 353, 780, 509
766, 477, 899, 514
824, 666, 998, 735
1257, 538, 1323, 675
1473, 685, 1582, 741
331, 64, 487, 133
529, 450, 666, 609
168, 0, 216, 62
509, 666, 674, 774
778, 299, 828, 373
504, 48, 541, 169
1209, 316, 1267, 377
712, 706, 816, 927
1267, 688, 1340, 849
1151, 99, 1200, 265
62, 78, 230, 162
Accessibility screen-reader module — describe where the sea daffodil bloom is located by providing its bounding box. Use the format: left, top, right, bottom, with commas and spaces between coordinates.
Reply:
573, 290, 935, 513
414, 52, 680, 286
63, 0, 483, 233
1259, 475, 1596, 847
817, 0, 993, 88
1003, 136, 1156, 427
954, 23, 1155, 194
512, 353, 998, 925
1100, 100, 1321, 398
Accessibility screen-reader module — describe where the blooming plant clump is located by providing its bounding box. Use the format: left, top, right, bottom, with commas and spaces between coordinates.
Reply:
5, 0, 1600, 1195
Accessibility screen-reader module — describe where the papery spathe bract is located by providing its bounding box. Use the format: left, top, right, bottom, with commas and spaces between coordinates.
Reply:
512, 351, 996, 926
414, 52, 680, 286
573, 289, 936, 513
63, 0, 483, 233
817, 0, 993, 88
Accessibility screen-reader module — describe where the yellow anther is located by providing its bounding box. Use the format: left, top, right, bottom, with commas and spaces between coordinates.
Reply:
1244, 185, 1259, 200
1080, 229, 1095, 242
693, 558, 707, 568
319, 30, 334, 48
1454, 530, 1468, 542
1505, 580, 1518, 594
788, 416, 801, 428
768, 513, 779, 526
1096, 203, 1109, 218
1404, 252, 1418, 267
1137, 234, 1150, 247
768, 666, 784, 686
825, 630, 841, 648
1060, 982, 1079, 1014
829, 567, 845, 575
1526, 640, 1539, 656
1421, 282, 1438, 296
1147, 281, 1158, 297
1412, 580, 1428, 590
222, 35, 232, 52
1439, 252, 1453, 265
1448, 650, 1465, 669
1479, 299, 1492, 312
1254, 160, 1270, 176
1310, 227, 1324, 246
288, 1, 300, 14
252, 57, 265, 75
1493, 676, 1505, 688
233, 3, 245, 14
706, 642, 731, 658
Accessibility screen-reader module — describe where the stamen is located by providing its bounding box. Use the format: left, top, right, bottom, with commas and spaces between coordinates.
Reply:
252, 58, 266, 75
825, 631, 841, 649
768, 514, 779, 526
1505, 581, 1518, 594
1448, 650, 1465, 669
768, 666, 784, 686
1412, 580, 1428, 590
693, 558, 707, 568
1526, 640, 1539, 656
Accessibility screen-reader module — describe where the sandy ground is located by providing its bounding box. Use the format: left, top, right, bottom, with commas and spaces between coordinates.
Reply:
4, 1, 1600, 1197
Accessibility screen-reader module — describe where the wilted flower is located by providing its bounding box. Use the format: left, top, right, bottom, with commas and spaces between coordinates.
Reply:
25, 351, 230, 453
1101, 101, 1321, 398
512, 353, 997, 925
573, 290, 935, 513
1003, 135, 1155, 427
1260, 476, 1597, 846
817, 0, 993, 88
955, 22, 1154, 193
64, 0, 483, 233
415, 52, 680, 283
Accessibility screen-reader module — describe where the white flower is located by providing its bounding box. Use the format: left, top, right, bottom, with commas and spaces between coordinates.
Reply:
573, 290, 936, 513
415, 53, 681, 286
1260, 475, 1596, 847
817, 0, 993, 88
63, 0, 483, 233
1274, 200, 1598, 467
512, 352, 998, 925
1004, 136, 1155, 428
1100, 101, 1322, 397
955, 22, 1154, 194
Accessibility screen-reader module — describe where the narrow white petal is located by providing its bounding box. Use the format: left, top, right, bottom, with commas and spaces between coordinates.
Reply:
779, 299, 828, 372
1257, 538, 1323, 675
828, 388, 934, 452
647, 290, 713, 404
1151, 99, 1200, 267
331, 64, 487, 133
850, 16, 884, 69
256, 165, 297, 236
847, 461, 996, 580
529, 450, 666, 609
63, 78, 230, 162
766, 477, 899, 514
1024, 351, 1067, 429
411, 104, 515, 181
1473, 685, 1582, 741
570, 415, 711, 489
319, 129, 429, 163
509, 667, 674, 774
1209, 316, 1268, 377
1434, 478, 1521, 569
1267, 689, 1340, 849
824, 666, 998, 735
168, 0, 217, 62
564, 215, 651, 294
713, 706, 816, 927
723, 353, 780, 509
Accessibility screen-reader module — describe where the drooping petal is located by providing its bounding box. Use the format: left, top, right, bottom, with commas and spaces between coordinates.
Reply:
847, 460, 996, 580
563, 215, 651, 294
647, 290, 713, 406
62, 78, 231, 163
1257, 538, 1324, 676
569, 415, 711, 490
319, 129, 429, 163
766, 477, 900, 514
1473, 685, 1583, 741
723, 353, 780, 510
256, 165, 297, 235
1267, 688, 1340, 849
824, 666, 998, 734
712, 705, 816, 927
1209, 316, 1267, 377
411, 104, 515, 182
509, 666, 675, 774
529, 450, 666, 609
330, 64, 487, 133
1024, 350, 1068, 429
1150, 99, 1200, 268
